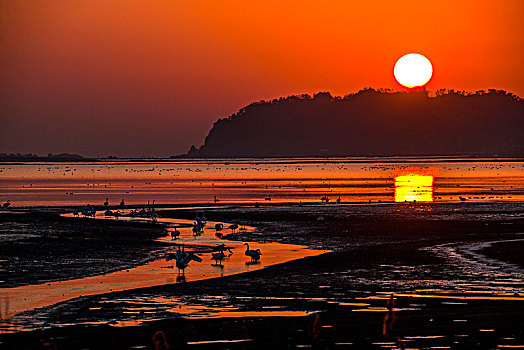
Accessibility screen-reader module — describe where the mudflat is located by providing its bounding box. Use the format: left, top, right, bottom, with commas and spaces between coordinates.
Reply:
1, 202, 523, 349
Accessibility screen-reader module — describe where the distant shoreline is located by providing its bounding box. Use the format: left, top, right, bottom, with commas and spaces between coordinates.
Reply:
1, 155, 523, 163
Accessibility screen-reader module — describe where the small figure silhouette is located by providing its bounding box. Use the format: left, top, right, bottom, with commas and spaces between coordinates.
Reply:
382, 294, 406, 349
152, 330, 170, 350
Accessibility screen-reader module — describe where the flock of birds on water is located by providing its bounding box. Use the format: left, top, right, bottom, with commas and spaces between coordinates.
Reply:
164, 241, 262, 276
69, 198, 263, 277
1, 163, 520, 276
164, 214, 261, 275
71, 198, 161, 220
2, 162, 520, 209
0, 194, 264, 277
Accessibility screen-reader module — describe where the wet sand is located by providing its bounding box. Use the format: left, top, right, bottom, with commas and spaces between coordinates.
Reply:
0, 213, 168, 288
0, 215, 327, 320
480, 240, 524, 269
1, 202, 523, 349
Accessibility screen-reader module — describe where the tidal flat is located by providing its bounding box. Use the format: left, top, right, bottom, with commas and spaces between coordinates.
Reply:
0, 201, 523, 349
0, 158, 523, 349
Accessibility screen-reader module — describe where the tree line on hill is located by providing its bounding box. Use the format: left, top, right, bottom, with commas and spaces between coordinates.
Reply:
186, 89, 523, 158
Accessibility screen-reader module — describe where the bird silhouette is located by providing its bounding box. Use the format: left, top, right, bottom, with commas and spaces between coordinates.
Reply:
211, 251, 226, 265
192, 222, 204, 236
170, 229, 181, 240
166, 245, 202, 275
244, 243, 261, 262
212, 243, 234, 253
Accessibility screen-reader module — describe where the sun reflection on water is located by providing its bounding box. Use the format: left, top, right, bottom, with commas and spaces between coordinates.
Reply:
394, 174, 434, 202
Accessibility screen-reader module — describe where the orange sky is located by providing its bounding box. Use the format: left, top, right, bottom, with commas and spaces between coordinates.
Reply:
1, 0, 523, 156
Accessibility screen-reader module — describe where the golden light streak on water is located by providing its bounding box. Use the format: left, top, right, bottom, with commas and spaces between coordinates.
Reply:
394, 174, 434, 202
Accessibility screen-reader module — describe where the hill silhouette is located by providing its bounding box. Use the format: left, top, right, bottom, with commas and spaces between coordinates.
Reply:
187, 89, 524, 158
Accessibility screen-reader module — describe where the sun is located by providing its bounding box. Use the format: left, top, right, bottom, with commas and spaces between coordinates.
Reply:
394, 53, 433, 88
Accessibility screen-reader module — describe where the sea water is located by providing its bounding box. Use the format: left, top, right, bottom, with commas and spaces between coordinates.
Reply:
0, 157, 523, 207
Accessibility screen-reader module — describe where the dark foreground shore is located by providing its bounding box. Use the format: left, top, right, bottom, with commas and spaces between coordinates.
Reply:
0, 213, 167, 288
1, 202, 523, 349
2, 299, 522, 349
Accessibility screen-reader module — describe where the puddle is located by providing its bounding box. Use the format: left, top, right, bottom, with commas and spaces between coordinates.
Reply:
0, 213, 328, 323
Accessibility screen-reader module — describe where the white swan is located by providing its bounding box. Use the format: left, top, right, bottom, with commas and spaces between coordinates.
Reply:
192, 222, 204, 236
244, 243, 261, 262
170, 229, 181, 240
212, 243, 233, 252
211, 251, 226, 265
166, 245, 202, 275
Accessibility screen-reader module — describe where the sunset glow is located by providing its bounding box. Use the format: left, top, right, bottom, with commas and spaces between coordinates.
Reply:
1, 0, 523, 156
394, 174, 434, 202
1, 0, 523, 347
394, 54, 433, 88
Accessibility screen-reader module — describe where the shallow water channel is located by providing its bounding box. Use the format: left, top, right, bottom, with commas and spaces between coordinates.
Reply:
0, 211, 328, 330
